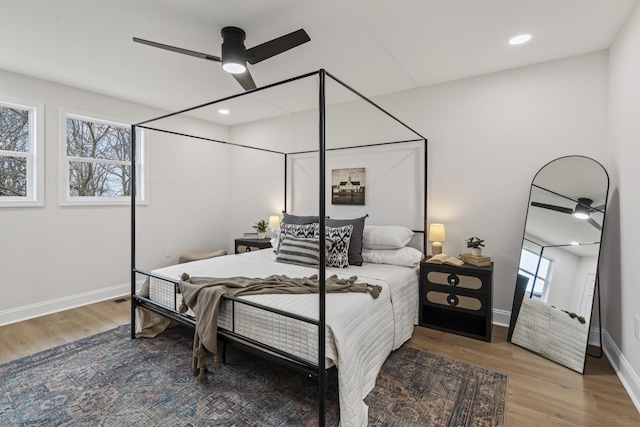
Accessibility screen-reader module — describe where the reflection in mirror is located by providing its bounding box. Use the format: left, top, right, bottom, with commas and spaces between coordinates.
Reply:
509, 156, 609, 373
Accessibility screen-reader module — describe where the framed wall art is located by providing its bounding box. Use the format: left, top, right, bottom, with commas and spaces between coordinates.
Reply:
331, 167, 365, 205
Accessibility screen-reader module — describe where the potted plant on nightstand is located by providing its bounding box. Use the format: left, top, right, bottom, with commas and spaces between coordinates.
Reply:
253, 219, 268, 239
466, 237, 485, 256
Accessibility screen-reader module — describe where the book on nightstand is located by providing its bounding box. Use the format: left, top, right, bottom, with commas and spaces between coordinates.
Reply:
426, 254, 465, 266
460, 253, 492, 267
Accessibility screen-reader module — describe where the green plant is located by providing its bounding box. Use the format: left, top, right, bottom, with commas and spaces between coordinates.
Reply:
253, 219, 268, 233
466, 236, 485, 249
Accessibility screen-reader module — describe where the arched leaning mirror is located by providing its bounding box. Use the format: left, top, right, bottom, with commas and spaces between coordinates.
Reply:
508, 155, 609, 373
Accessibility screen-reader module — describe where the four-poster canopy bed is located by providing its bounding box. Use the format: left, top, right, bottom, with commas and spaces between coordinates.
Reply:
130, 69, 427, 426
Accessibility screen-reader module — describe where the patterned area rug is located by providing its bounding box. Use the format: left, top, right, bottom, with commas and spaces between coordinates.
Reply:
0, 325, 507, 426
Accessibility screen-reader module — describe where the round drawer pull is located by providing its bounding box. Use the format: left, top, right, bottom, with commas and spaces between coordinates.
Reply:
447, 294, 459, 306
447, 274, 460, 286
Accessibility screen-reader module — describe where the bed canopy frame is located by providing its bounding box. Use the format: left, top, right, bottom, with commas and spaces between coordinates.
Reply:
130, 69, 427, 425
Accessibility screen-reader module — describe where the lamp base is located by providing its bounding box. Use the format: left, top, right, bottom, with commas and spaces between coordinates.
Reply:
431, 242, 443, 255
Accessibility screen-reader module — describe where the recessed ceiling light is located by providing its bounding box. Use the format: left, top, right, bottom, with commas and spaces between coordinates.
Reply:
218, 109, 230, 115
509, 34, 532, 45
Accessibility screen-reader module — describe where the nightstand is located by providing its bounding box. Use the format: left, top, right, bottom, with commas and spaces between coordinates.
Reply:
234, 238, 272, 254
419, 260, 493, 341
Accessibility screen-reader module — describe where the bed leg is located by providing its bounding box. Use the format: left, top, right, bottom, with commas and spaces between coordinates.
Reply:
221, 340, 226, 364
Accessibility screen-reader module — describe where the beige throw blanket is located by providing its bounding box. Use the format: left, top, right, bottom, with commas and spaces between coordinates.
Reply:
178, 273, 382, 382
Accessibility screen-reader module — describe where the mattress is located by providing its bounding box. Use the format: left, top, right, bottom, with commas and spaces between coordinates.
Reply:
146, 249, 419, 427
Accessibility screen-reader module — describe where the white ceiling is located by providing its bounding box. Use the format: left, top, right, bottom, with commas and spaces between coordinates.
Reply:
0, 0, 637, 125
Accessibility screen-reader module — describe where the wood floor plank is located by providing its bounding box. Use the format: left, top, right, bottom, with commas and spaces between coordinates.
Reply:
0, 300, 638, 425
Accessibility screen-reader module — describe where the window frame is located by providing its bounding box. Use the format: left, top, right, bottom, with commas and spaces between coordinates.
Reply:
0, 96, 44, 207
518, 247, 553, 300
59, 108, 146, 206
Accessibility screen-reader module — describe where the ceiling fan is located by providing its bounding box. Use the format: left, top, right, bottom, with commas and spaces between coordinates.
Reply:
531, 197, 604, 230
133, 27, 310, 91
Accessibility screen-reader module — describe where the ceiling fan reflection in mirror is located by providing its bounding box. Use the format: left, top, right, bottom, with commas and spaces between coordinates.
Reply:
133, 26, 310, 91
531, 197, 604, 230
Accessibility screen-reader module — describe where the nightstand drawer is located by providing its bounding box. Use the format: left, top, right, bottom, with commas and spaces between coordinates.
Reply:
237, 244, 262, 253
426, 271, 483, 290
425, 290, 484, 311
234, 238, 272, 254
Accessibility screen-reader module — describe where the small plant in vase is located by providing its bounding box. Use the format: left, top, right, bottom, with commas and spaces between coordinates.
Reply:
253, 220, 268, 239
466, 237, 485, 256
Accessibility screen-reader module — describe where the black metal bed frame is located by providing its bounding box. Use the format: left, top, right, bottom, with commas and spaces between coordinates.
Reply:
130, 69, 427, 425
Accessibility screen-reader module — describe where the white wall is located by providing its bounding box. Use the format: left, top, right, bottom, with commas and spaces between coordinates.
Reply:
606, 0, 640, 409
0, 70, 230, 324
228, 52, 609, 318
373, 52, 609, 316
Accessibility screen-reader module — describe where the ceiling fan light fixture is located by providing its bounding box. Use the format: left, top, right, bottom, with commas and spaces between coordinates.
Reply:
573, 198, 592, 220
221, 26, 247, 74
222, 61, 246, 74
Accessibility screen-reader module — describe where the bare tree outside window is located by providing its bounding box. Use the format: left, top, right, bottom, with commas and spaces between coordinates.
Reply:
66, 118, 132, 197
0, 106, 30, 197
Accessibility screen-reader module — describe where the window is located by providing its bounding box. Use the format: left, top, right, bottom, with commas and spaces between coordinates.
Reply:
0, 97, 44, 207
518, 248, 552, 299
61, 110, 145, 205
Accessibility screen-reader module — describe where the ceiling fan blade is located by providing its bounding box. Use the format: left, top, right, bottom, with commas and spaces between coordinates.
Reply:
531, 202, 574, 215
232, 69, 257, 91
245, 29, 310, 65
133, 37, 221, 62
587, 217, 602, 231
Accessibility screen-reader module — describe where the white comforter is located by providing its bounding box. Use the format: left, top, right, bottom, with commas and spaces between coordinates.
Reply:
147, 249, 418, 426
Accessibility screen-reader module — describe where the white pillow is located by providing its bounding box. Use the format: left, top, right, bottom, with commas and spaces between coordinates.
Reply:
362, 225, 414, 249
362, 247, 424, 267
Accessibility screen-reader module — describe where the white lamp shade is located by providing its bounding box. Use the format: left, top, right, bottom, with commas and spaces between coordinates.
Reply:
269, 215, 281, 228
428, 224, 446, 242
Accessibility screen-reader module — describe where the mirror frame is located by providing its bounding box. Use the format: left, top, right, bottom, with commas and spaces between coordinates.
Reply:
508, 155, 609, 373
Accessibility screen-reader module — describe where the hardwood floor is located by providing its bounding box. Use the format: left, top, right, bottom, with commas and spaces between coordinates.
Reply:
0, 298, 130, 365
1, 299, 639, 426
407, 326, 640, 426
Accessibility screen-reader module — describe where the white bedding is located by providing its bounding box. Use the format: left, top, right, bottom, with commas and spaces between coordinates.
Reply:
147, 249, 419, 427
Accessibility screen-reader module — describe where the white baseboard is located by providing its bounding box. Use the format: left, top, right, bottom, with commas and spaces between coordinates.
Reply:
0, 281, 141, 327
492, 308, 511, 328
601, 329, 640, 414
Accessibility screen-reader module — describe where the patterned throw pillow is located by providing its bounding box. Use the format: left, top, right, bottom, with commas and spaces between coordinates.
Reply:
323, 224, 353, 268
276, 223, 319, 254
326, 216, 366, 266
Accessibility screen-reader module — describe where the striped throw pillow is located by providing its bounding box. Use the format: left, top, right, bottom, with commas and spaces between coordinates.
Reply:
276, 222, 319, 254
275, 236, 332, 268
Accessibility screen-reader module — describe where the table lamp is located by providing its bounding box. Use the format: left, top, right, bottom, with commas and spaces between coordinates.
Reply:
269, 215, 281, 248
428, 223, 446, 255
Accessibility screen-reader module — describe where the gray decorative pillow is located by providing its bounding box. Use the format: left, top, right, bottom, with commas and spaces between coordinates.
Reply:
276, 222, 319, 254
282, 213, 320, 225
276, 236, 331, 268
326, 216, 366, 266
324, 225, 353, 268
